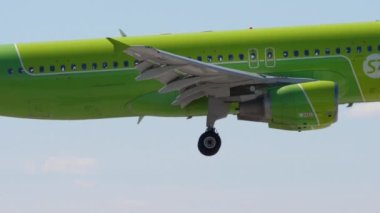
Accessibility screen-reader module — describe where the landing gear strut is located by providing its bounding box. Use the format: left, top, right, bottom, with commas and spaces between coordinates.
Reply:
198, 98, 229, 157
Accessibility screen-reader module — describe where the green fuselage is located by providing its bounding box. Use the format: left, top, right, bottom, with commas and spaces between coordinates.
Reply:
0, 22, 379, 120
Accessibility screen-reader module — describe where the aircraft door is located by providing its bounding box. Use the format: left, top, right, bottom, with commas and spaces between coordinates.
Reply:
265, 48, 276, 67
249, 49, 259, 68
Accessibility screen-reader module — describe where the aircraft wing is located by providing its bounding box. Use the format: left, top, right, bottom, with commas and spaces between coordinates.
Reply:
125, 46, 313, 108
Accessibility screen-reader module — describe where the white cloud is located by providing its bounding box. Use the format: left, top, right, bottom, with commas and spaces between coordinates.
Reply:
42, 156, 96, 175
342, 103, 380, 119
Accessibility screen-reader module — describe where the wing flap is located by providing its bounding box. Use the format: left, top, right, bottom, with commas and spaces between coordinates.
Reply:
125, 45, 314, 107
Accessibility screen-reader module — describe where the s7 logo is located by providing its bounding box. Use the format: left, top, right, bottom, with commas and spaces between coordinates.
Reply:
363, 54, 380, 78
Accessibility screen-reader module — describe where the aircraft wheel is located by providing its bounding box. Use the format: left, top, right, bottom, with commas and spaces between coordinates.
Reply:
198, 129, 221, 156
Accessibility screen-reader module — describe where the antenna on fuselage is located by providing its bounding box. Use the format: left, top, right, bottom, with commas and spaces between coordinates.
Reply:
119, 29, 127, 37
137, 116, 144, 124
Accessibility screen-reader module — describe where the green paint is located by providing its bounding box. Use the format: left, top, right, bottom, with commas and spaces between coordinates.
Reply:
268, 81, 337, 131
0, 21, 379, 131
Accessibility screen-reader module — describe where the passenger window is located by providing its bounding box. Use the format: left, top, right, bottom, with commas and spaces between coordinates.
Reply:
197, 56, 202, 61
113, 61, 119, 68
314, 49, 320, 56
102, 62, 108, 69
239, 54, 244, 60
18, 67, 24, 74
267, 51, 273, 59
82, 64, 87, 70
207, 56, 213, 62
294, 50, 299, 57
39, 66, 45, 73
304, 50, 310, 56
29, 67, 34, 73
50, 66, 55, 72
61, 65, 66, 72
250, 52, 257, 60
283, 51, 289, 57
92, 63, 97, 70
357, 46, 362, 53
71, 64, 77, 71
228, 54, 234, 61
378, 45, 380, 51
325, 48, 331, 55
218, 55, 223, 62
336, 48, 341, 54
368, 46, 373, 52
346, 47, 351, 54
124, 61, 129, 67
134, 60, 140, 66
8, 68, 13, 75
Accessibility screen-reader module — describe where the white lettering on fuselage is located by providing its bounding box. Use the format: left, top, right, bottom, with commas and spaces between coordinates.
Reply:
363, 54, 380, 78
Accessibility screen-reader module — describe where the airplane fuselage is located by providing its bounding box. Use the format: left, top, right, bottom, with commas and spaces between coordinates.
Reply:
0, 22, 379, 120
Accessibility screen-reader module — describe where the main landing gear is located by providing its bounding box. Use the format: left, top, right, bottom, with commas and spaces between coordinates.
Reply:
198, 128, 221, 156
197, 98, 229, 157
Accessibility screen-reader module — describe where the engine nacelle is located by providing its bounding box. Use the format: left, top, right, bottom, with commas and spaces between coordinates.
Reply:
238, 81, 339, 131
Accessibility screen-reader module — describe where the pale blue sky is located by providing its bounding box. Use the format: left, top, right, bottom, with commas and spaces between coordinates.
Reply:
1, 0, 380, 213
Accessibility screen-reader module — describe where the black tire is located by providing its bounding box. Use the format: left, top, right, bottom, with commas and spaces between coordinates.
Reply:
198, 130, 221, 156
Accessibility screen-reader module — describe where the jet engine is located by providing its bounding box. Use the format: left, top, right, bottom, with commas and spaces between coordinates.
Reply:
238, 81, 339, 131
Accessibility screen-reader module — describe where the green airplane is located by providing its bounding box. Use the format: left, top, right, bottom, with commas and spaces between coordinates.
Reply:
0, 21, 378, 156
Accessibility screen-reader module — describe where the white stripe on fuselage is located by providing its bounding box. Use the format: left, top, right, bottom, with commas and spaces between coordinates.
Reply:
297, 83, 321, 126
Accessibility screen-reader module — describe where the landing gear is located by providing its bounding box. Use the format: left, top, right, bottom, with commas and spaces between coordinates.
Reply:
197, 98, 229, 156
198, 128, 221, 156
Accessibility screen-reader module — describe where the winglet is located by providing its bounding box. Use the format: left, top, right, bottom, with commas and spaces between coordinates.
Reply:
106, 37, 130, 52
119, 29, 127, 37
